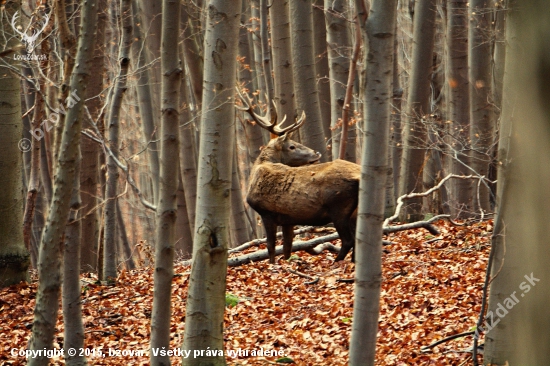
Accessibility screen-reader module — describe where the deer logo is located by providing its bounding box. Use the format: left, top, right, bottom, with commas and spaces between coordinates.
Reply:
10, 11, 50, 54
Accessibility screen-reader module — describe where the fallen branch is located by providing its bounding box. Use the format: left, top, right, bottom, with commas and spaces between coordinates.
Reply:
229, 226, 321, 254
383, 214, 450, 235
227, 233, 341, 267
385, 174, 482, 227
286, 268, 319, 285
421, 330, 475, 352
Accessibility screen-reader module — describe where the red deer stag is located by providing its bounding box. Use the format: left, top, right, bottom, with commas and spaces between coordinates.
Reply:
237, 89, 361, 263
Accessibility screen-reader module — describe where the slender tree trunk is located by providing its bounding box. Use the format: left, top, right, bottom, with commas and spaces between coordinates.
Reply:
136, 0, 162, 124
175, 178, 193, 258
289, 0, 327, 160
103, 0, 133, 280
132, 0, 160, 202
324, 0, 351, 160
150, 0, 181, 364
259, 0, 274, 103
62, 152, 85, 366
182, 1, 241, 364
251, 0, 267, 96
469, 0, 494, 214
492, 0, 506, 113
80, 0, 106, 273
179, 64, 198, 236
23, 84, 43, 268
116, 200, 135, 270
313, 0, 332, 144
482, 2, 516, 363
446, 0, 471, 218
181, 1, 204, 105
0, 0, 30, 287
230, 150, 252, 246
350, 1, 396, 365
28, 0, 98, 363
398, 0, 438, 221
391, 18, 403, 203
269, 0, 296, 126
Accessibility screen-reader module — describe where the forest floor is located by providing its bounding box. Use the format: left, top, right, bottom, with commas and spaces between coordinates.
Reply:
0, 220, 492, 365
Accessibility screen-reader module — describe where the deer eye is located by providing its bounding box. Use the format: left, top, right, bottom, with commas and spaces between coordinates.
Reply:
289, 145, 296, 150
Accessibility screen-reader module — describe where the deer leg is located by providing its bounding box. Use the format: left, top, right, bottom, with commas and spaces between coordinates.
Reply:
262, 216, 278, 264
334, 219, 355, 261
282, 225, 295, 260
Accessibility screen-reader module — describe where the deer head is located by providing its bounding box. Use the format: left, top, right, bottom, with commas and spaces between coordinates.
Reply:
10, 11, 50, 54
236, 88, 321, 166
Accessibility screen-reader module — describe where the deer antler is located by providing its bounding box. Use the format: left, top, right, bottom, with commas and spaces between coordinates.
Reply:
10, 10, 50, 53
10, 12, 26, 39
29, 11, 50, 43
236, 87, 305, 137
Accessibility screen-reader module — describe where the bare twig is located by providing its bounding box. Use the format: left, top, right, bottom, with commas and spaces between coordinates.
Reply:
286, 268, 319, 285
421, 330, 475, 352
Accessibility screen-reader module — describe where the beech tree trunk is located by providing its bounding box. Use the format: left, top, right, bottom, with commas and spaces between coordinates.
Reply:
313, 0, 332, 144
103, 0, 133, 280
446, 0, 472, 218
506, 2, 550, 364
350, 1, 396, 364
182, 1, 241, 364
80, 0, 106, 272
132, 0, 160, 202
324, 0, 351, 160
469, 0, 494, 214
269, 0, 296, 126
28, 0, 98, 363
62, 153, 85, 366
289, 0, 327, 160
0, 0, 30, 287
150, 0, 181, 364
398, 0, 438, 222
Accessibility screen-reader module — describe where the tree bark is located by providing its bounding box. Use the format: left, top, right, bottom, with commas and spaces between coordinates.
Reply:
398, 0, 438, 221
504, 2, 550, 364
80, 0, 106, 273
103, 0, 133, 280
182, 1, 241, 364
0, 0, 30, 287
178, 63, 198, 236
269, 0, 296, 127
445, 0, 472, 218
325, 0, 351, 160
28, 0, 98, 363
313, 0, 332, 145
349, 1, 396, 365
62, 152, 85, 366
131, 0, 160, 202
175, 178, 193, 258
289, 0, 327, 160
230, 150, 253, 246
149, 0, 181, 364
469, 0, 494, 214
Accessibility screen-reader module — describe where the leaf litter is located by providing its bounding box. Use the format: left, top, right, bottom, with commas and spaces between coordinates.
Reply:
0, 220, 491, 365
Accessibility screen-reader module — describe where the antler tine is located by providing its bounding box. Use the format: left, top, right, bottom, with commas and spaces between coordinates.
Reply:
236, 87, 282, 135
274, 110, 306, 136
11, 12, 25, 37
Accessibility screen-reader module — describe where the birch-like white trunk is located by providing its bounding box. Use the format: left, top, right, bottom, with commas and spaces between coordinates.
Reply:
350, 0, 396, 365
182, 1, 242, 364
28, 0, 98, 364
150, 0, 181, 364
0, 0, 29, 287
